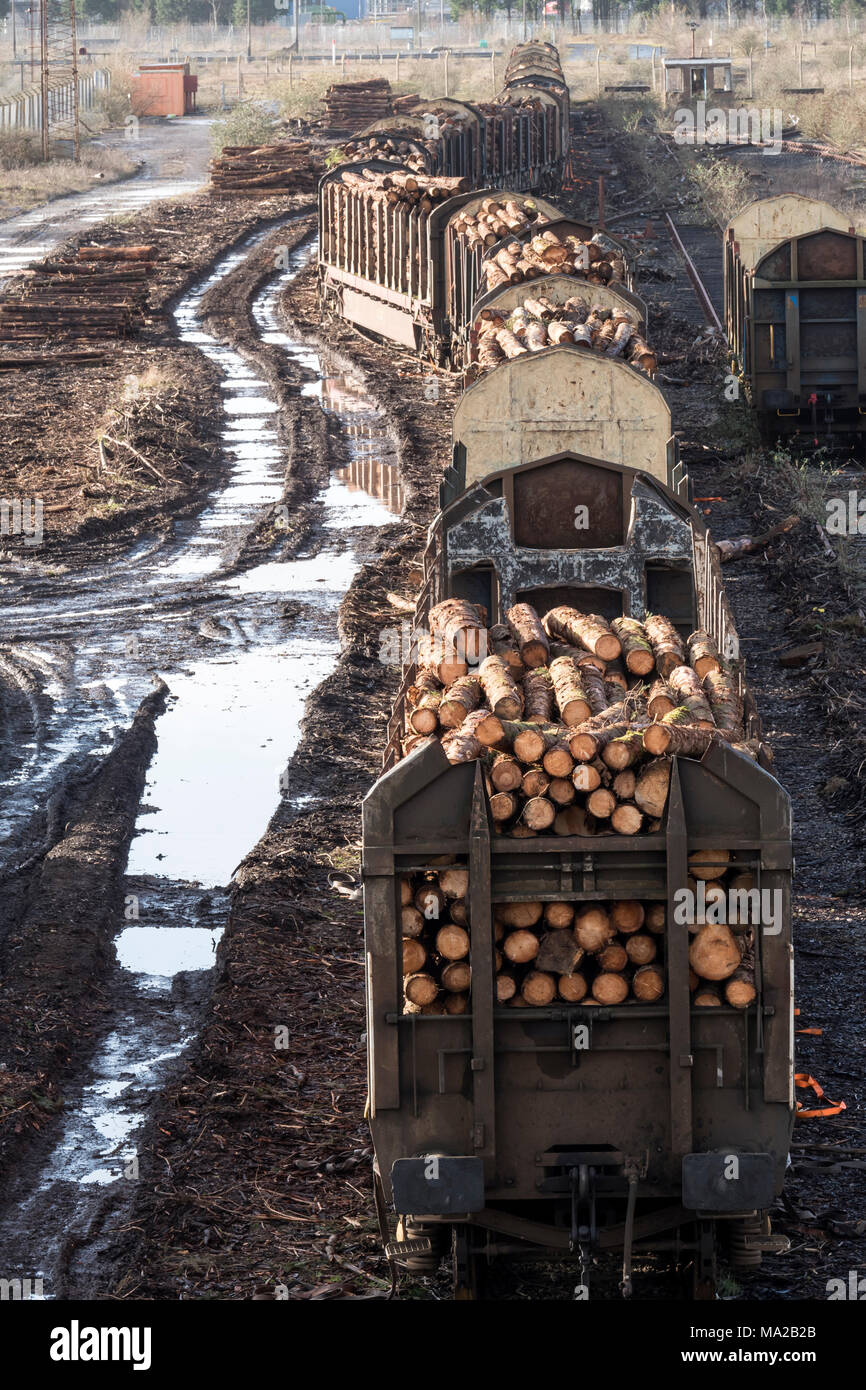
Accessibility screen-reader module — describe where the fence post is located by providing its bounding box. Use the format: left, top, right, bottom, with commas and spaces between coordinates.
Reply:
444, 48, 449, 97
596, 48, 601, 97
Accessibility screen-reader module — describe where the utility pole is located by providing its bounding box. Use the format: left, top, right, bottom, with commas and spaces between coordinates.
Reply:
70, 0, 79, 162
246, 0, 252, 60
40, 0, 49, 162
11, 0, 16, 59
522, 0, 526, 41
416, 0, 422, 51
294, 0, 299, 51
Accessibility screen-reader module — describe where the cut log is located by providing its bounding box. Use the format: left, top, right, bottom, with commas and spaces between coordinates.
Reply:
506, 603, 550, 668
574, 660, 609, 716
450, 899, 469, 927
438, 866, 469, 899
522, 970, 556, 1006
688, 922, 742, 980
598, 943, 628, 972
572, 762, 602, 793
436, 924, 470, 961
687, 628, 722, 679
523, 667, 555, 723
668, 664, 715, 727
440, 726, 481, 765
724, 965, 757, 1009
625, 933, 657, 965
511, 823, 537, 838
460, 707, 506, 748
544, 900, 575, 928
441, 960, 472, 992
549, 656, 591, 726
688, 848, 731, 880
438, 674, 483, 729
499, 901, 543, 928
428, 597, 487, 665
404, 972, 439, 1006
502, 928, 540, 964
601, 729, 645, 771
401, 905, 425, 937
407, 671, 443, 733
400, 877, 413, 907
611, 617, 655, 675
443, 991, 469, 1014
586, 787, 616, 819
592, 972, 629, 1004
611, 900, 645, 934
611, 803, 644, 835
645, 903, 666, 935
693, 985, 722, 1007
545, 606, 621, 661
415, 882, 446, 920
489, 751, 523, 792
522, 795, 556, 830
536, 929, 584, 974
703, 668, 744, 736
548, 776, 576, 806
417, 633, 468, 686
496, 971, 518, 1003
541, 741, 574, 778
633, 756, 672, 819
647, 679, 677, 719
603, 658, 629, 692
487, 623, 525, 679
478, 654, 524, 720
402, 938, 427, 975
522, 765, 550, 798
574, 906, 613, 953
632, 963, 665, 1002
558, 971, 588, 1002
612, 769, 636, 800
643, 614, 685, 678
642, 723, 718, 759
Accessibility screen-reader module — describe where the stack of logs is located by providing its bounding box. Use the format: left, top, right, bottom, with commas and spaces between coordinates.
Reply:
448, 196, 545, 251
401, 866, 473, 1016
481, 228, 625, 292
337, 165, 470, 208
209, 141, 323, 194
402, 599, 754, 838
323, 77, 393, 129
472, 294, 657, 376
0, 245, 158, 342
402, 874, 757, 1013
340, 131, 432, 172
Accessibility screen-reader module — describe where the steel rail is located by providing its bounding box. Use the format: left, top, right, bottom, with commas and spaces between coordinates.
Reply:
663, 211, 727, 341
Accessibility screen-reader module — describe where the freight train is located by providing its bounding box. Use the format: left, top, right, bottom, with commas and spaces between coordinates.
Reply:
318, 176, 637, 369
362, 339, 793, 1300
339, 42, 571, 194
724, 193, 866, 439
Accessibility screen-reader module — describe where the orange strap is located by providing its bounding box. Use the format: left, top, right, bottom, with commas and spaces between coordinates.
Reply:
796, 1027, 823, 1036
795, 1073, 847, 1119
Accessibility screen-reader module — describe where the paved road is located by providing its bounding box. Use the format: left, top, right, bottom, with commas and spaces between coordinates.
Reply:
0, 115, 213, 282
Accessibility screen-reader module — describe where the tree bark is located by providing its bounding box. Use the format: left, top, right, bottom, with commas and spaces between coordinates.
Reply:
601, 729, 645, 771
647, 679, 677, 718
523, 667, 555, 723
478, 654, 524, 719
642, 723, 718, 759
487, 622, 525, 679
428, 597, 487, 665
644, 613, 685, 678
407, 670, 443, 734
703, 668, 744, 736
545, 606, 622, 661
611, 617, 655, 675
438, 674, 483, 729
633, 756, 672, 818
549, 656, 592, 725
506, 602, 550, 668
668, 664, 716, 727
687, 627, 722, 679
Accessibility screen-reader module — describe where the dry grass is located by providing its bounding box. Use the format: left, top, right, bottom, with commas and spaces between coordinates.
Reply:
0, 139, 137, 219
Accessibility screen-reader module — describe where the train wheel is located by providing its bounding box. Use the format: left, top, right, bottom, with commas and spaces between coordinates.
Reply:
451, 1225, 485, 1300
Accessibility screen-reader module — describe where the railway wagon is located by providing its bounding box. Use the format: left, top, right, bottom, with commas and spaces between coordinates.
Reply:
501, 40, 571, 153
724, 194, 866, 438
363, 348, 794, 1297
318, 172, 634, 367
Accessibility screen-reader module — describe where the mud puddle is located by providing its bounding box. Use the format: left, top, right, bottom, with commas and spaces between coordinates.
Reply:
0, 231, 399, 1296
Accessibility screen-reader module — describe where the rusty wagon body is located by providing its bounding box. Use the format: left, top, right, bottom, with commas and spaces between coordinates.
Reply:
362, 348, 794, 1297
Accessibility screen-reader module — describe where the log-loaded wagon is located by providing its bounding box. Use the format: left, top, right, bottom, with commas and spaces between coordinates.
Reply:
724, 193, 866, 439
317, 169, 634, 368
338, 42, 569, 195
362, 346, 794, 1298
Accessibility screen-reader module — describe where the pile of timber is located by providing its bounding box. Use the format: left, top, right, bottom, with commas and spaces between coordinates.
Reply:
209, 141, 323, 193
481, 228, 626, 292
448, 196, 544, 250
336, 165, 471, 209
401, 876, 757, 1013
323, 77, 393, 129
472, 294, 657, 375
401, 867, 473, 1016
0, 245, 158, 343
341, 132, 430, 171
401, 599, 757, 839
393, 92, 421, 114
